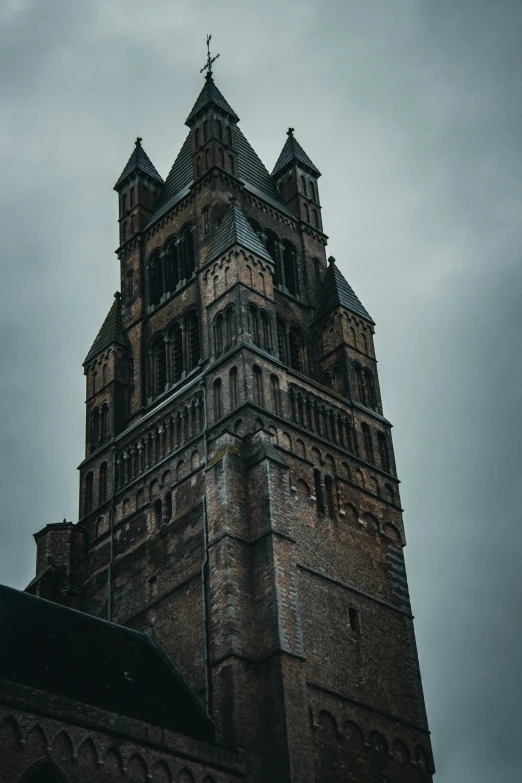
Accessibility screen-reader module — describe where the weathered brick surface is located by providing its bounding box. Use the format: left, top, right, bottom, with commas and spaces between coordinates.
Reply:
6, 86, 435, 783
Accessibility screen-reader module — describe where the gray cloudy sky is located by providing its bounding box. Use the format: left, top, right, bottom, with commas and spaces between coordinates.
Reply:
1, 1, 521, 780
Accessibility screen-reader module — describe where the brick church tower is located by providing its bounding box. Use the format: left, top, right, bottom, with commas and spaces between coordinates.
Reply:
12, 69, 435, 783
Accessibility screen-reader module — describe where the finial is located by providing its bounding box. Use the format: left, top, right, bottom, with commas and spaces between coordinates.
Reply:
287, 127, 295, 137
328, 256, 336, 265
135, 137, 142, 146
200, 34, 220, 78
114, 291, 121, 300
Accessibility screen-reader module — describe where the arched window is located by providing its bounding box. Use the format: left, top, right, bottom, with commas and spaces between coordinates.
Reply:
122, 221, 128, 241
229, 366, 238, 409
322, 371, 332, 388
228, 155, 235, 175
318, 712, 340, 782
215, 313, 224, 355
90, 408, 99, 450
179, 227, 195, 279
218, 148, 225, 167
164, 241, 179, 293
100, 404, 108, 442
270, 375, 281, 415
130, 214, 136, 235
126, 270, 134, 300
248, 304, 260, 346
277, 318, 287, 363
99, 462, 107, 505
165, 490, 172, 520
130, 187, 135, 207
260, 311, 272, 351
225, 304, 236, 347
170, 322, 183, 382
195, 128, 200, 148
85, 472, 94, 515
362, 423, 374, 464
216, 119, 223, 140
309, 181, 316, 201
185, 310, 200, 369
332, 365, 342, 394
288, 327, 304, 372
253, 365, 264, 406
282, 242, 299, 296
149, 254, 163, 306
300, 175, 306, 194
378, 432, 390, 472
265, 231, 281, 285
354, 364, 366, 405
154, 498, 163, 528
314, 469, 324, 515
227, 126, 233, 146
303, 203, 310, 223
122, 193, 127, 213
213, 378, 222, 419
203, 120, 208, 140
20, 762, 69, 783
324, 475, 335, 519
151, 335, 167, 397
205, 148, 210, 170
203, 206, 210, 235
312, 209, 319, 228
364, 368, 377, 409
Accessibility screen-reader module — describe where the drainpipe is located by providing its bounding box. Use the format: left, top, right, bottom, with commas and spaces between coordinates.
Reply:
107, 445, 117, 622
200, 379, 212, 718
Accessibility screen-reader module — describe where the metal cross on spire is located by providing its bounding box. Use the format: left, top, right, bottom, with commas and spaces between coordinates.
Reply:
200, 34, 220, 78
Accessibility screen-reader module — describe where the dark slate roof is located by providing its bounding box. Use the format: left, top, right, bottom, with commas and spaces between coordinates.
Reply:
272, 131, 321, 178
84, 292, 129, 365
114, 139, 164, 190
148, 133, 193, 224
185, 74, 239, 125
205, 201, 274, 266
314, 260, 374, 323
0, 585, 213, 741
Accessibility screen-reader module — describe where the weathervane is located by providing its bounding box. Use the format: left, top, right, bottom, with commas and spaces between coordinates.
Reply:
200, 34, 220, 78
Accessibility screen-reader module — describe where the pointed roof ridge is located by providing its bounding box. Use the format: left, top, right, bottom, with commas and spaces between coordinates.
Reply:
114, 137, 164, 190
185, 73, 239, 126
205, 200, 274, 266
314, 257, 373, 324
271, 128, 320, 178
84, 292, 130, 364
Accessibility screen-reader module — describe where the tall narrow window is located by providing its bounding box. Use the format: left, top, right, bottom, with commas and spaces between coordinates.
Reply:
277, 318, 286, 363
364, 369, 377, 410
300, 175, 306, 194
216, 119, 223, 140
312, 209, 319, 228
170, 322, 183, 382
186, 310, 200, 369
378, 432, 390, 473
123, 222, 128, 241
180, 227, 195, 279
196, 157, 201, 178
228, 154, 235, 175
99, 462, 108, 505
314, 469, 324, 515
90, 409, 99, 450
282, 242, 299, 296
151, 336, 167, 397
203, 120, 208, 140
253, 365, 264, 406
266, 232, 281, 286
248, 305, 260, 346
213, 378, 222, 419
260, 312, 272, 351
149, 255, 163, 306
324, 475, 335, 519
362, 423, 374, 464
288, 327, 304, 372
130, 214, 136, 234
165, 491, 172, 520
154, 498, 163, 528
218, 148, 225, 167
229, 366, 238, 409
130, 187, 135, 207
100, 405, 108, 442
270, 374, 281, 415
303, 203, 310, 223
349, 606, 360, 634
126, 270, 134, 300
215, 313, 224, 354
85, 472, 94, 515
164, 241, 179, 293
225, 305, 236, 348
309, 181, 316, 201
314, 259, 321, 285
203, 206, 210, 235
227, 126, 233, 146
205, 148, 210, 170
122, 193, 127, 213
354, 364, 366, 405
195, 128, 200, 148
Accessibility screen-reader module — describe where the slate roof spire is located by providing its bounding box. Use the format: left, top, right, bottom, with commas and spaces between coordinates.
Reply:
114, 137, 163, 191
272, 128, 321, 178
185, 73, 240, 126
205, 198, 274, 266
314, 256, 374, 323
84, 291, 130, 364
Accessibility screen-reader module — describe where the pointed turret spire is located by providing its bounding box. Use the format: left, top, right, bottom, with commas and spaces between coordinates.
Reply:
84, 292, 130, 365
272, 128, 321, 178
205, 199, 273, 266
185, 73, 239, 126
114, 137, 163, 191
314, 257, 373, 323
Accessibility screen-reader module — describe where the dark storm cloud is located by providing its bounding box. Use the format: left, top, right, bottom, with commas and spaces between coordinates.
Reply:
1, 1, 520, 780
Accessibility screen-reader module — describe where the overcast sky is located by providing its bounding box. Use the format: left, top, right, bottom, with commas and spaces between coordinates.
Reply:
1, 1, 521, 780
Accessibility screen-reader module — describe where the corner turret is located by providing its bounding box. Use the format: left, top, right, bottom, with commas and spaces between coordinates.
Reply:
114, 137, 164, 246
272, 128, 322, 230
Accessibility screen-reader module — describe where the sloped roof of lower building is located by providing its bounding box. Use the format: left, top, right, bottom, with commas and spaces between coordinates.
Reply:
314, 259, 374, 324
0, 585, 213, 741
